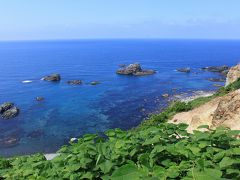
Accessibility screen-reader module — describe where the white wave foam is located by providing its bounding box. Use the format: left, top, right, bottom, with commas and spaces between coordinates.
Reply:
22, 80, 33, 83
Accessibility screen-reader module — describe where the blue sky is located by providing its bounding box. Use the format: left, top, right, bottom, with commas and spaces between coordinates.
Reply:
0, 0, 240, 40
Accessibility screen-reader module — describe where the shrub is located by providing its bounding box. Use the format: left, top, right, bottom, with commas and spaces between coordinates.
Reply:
0, 124, 239, 179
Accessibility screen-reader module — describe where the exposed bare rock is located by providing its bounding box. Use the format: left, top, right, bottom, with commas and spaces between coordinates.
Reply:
67, 80, 82, 85
177, 68, 191, 73
36, 97, 44, 101
170, 89, 240, 132
201, 65, 229, 75
0, 102, 19, 119
116, 63, 156, 76
42, 74, 61, 81
2, 107, 19, 119
225, 64, 240, 86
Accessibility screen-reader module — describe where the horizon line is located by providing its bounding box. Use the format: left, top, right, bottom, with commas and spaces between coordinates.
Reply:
1, 37, 240, 42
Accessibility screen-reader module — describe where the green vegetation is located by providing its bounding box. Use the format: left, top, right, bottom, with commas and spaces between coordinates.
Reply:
0, 125, 239, 179
0, 79, 240, 179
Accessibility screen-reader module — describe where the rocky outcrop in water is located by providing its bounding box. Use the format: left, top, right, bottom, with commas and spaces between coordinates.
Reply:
201, 65, 229, 76
177, 68, 191, 73
207, 78, 225, 82
225, 64, 240, 86
90, 81, 101, 85
36, 97, 44, 101
67, 80, 82, 85
116, 63, 156, 76
42, 74, 61, 81
0, 102, 19, 119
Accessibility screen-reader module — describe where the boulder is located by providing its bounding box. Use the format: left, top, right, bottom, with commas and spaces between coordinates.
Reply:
177, 68, 191, 73
2, 107, 19, 119
0, 102, 14, 113
225, 64, 240, 86
67, 80, 82, 85
201, 65, 229, 75
36, 97, 44, 101
116, 63, 156, 76
0, 102, 19, 119
42, 74, 61, 81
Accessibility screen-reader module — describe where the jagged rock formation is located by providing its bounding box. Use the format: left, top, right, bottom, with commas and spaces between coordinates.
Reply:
226, 64, 240, 86
201, 65, 229, 76
176, 68, 191, 73
42, 74, 61, 81
116, 63, 156, 76
0, 102, 19, 119
67, 80, 82, 85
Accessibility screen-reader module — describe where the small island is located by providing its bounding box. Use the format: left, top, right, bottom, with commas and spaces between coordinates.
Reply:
116, 63, 156, 76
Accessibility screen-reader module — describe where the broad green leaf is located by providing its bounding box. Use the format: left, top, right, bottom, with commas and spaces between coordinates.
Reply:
99, 160, 114, 174
111, 164, 141, 180
219, 157, 234, 169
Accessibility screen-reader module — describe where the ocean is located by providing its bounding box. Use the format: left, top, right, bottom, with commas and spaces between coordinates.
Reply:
0, 39, 240, 156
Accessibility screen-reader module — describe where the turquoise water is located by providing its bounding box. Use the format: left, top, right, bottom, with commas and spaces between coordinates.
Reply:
0, 39, 240, 156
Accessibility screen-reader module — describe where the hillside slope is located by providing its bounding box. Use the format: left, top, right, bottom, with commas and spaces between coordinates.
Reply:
170, 89, 240, 132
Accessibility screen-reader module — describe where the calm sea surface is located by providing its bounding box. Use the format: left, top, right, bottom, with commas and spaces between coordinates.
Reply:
0, 39, 240, 156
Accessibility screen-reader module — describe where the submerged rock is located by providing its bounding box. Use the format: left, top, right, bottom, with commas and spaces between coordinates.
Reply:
27, 130, 44, 138
67, 80, 82, 85
201, 65, 229, 75
0, 102, 19, 119
90, 81, 101, 85
36, 97, 44, 101
177, 68, 191, 73
42, 74, 61, 81
207, 78, 225, 82
226, 64, 240, 86
213, 84, 222, 87
162, 94, 169, 98
0, 136, 20, 148
116, 63, 156, 76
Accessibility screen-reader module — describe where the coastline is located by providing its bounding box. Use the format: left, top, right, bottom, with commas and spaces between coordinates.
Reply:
173, 90, 216, 102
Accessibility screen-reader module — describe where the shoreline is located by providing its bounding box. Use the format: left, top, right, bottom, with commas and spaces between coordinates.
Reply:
173, 90, 216, 102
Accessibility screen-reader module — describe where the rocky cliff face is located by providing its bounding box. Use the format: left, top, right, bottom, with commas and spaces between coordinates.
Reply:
170, 89, 240, 132
226, 64, 240, 86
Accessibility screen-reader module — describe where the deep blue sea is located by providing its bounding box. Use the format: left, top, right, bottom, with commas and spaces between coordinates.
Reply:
0, 39, 240, 157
